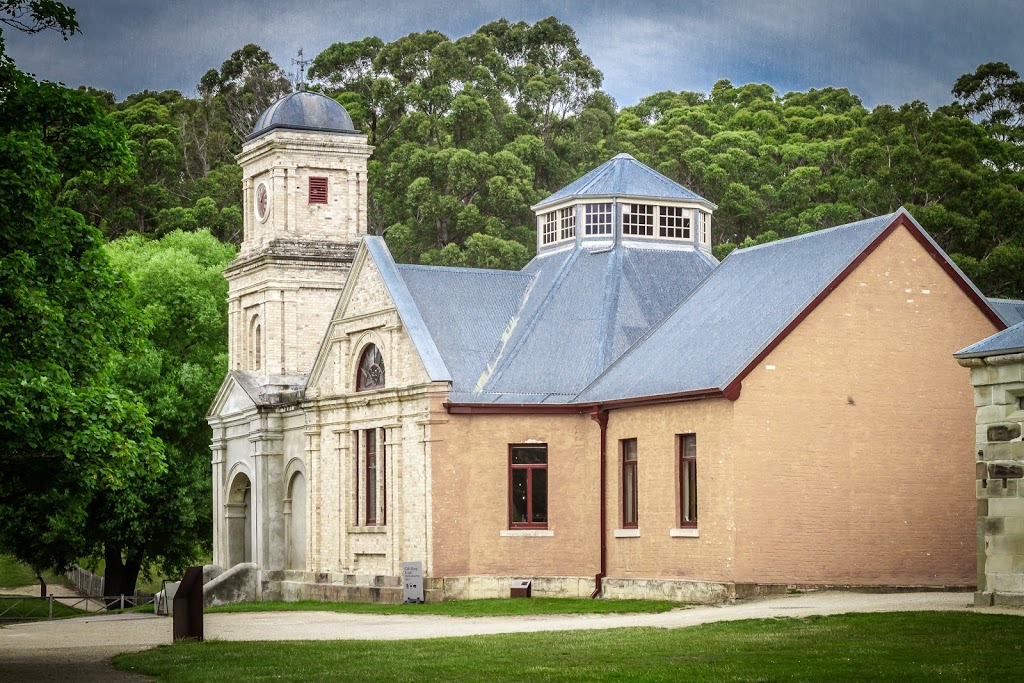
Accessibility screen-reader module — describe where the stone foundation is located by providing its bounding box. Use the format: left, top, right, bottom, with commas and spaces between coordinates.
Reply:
212, 567, 972, 606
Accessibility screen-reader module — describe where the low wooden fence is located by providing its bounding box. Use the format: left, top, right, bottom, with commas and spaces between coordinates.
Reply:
0, 593, 156, 621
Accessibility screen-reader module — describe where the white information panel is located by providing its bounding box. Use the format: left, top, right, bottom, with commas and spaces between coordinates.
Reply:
402, 561, 424, 603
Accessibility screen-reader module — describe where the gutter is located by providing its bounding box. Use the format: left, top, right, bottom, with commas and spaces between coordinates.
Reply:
589, 408, 608, 598
444, 386, 738, 415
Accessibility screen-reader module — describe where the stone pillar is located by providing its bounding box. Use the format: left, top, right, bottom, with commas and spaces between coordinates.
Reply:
959, 353, 1024, 607
249, 412, 286, 572
210, 434, 226, 567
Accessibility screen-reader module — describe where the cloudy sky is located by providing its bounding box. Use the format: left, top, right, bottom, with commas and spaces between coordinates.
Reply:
5, 0, 1023, 109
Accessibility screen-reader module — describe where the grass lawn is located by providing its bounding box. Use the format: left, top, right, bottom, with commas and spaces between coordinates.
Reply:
114, 612, 1024, 682
206, 597, 682, 617
0, 555, 64, 589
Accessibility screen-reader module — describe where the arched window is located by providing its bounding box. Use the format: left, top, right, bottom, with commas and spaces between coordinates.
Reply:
356, 344, 385, 391
248, 314, 261, 371
254, 324, 261, 370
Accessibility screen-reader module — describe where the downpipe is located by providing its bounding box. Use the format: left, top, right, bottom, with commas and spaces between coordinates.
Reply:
589, 408, 608, 598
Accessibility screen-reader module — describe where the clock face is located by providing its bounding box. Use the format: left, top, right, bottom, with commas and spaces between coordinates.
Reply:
255, 182, 269, 222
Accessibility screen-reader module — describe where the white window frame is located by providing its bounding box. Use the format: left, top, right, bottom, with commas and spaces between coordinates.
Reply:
622, 203, 655, 236
559, 207, 576, 241
659, 206, 691, 239
584, 203, 613, 235
541, 211, 558, 245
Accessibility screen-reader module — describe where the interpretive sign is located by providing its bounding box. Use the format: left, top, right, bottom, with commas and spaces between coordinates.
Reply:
402, 561, 424, 603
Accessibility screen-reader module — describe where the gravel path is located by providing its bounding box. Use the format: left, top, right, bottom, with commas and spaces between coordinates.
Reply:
1, 591, 1020, 681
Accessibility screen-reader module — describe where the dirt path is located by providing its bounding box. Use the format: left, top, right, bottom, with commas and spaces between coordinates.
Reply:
1, 591, 1020, 681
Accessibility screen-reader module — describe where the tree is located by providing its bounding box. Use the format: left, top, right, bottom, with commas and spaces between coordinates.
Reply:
100, 230, 235, 597
952, 62, 1024, 144
199, 44, 291, 141
0, 1, 164, 593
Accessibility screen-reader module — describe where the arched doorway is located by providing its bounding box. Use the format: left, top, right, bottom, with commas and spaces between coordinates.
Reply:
226, 472, 251, 566
286, 471, 306, 570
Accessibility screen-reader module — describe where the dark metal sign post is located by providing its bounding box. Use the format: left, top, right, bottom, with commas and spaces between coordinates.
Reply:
172, 566, 204, 641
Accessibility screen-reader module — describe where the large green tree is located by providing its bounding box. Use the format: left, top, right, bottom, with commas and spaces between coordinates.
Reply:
0, 1, 164, 592
99, 230, 234, 596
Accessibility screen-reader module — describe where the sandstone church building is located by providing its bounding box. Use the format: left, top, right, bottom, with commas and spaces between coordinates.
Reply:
206, 90, 1011, 603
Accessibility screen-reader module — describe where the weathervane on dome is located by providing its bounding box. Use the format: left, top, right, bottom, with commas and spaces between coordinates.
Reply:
291, 48, 312, 91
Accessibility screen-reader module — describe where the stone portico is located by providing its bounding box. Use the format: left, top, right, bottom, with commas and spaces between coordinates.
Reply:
956, 325, 1024, 607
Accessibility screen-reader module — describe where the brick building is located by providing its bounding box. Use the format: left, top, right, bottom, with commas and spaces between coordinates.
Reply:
207, 91, 1008, 602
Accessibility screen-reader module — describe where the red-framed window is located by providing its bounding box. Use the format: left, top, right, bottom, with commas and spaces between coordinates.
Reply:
365, 428, 377, 525
509, 444, 548, 528
309, 176, 328, 204
622, 438, 638, 528
381, 429, 387, 526
354, 431, 360, 526
678, 434, 697, 527
354, 428, 386, 526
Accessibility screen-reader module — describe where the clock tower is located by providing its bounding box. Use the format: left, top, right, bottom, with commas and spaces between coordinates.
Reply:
226, 90, 372, 377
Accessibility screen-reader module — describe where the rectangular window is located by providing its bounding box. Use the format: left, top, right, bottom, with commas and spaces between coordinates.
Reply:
585, 203, 612, 235
309, 176, 328, 204
541, 211, 558, 245
353, 431, 360, 526
659, 206, 691, 239
699, 211, 709, 244
354, 428, 386, 526
559, 207, 576, 241
621, 438, 638, 528
365, 428, 377, 525
509, 444, 548, 528
678, 434, 697, 527
622, 204, 654, 236
381, 429, 387, 527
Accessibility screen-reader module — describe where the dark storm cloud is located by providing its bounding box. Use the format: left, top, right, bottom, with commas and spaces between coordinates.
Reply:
5, 0, 1024, 108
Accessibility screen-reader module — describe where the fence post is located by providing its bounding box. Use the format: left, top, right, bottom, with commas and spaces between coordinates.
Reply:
120, 594, 125, 610
48, 595, 53, 619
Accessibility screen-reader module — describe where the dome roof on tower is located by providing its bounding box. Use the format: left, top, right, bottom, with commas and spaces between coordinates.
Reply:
247, 90, 358, 140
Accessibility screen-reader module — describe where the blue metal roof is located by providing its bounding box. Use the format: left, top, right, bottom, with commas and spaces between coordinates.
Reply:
396, 264, 533, 392
987, 298, 1024, 327
248, 90, 357, 140
956, 320, 1024, 358
444, 242, 716, 403
361, 237, 451, 382
534, 153, 713, 209
576, 210, 908, 403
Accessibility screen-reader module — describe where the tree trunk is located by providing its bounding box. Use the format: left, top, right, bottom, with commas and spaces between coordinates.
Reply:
36, 571, 46, 599
103, 544, 124, 609
103, 544, 143, 608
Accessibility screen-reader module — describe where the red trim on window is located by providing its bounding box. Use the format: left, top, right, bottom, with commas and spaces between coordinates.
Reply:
621, 439, 638, 529
309, 176, 328, 204
365, 428, 377, 525
678, 434, 697, 528
508, 444, 548, 529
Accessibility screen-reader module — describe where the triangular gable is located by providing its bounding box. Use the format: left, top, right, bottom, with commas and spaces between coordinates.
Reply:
577, 208, 1005, 405
307, 236, 451, 390
207, 371, 257, 419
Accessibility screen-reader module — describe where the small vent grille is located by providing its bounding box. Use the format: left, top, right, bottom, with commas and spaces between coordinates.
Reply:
309, 176, 328, 204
